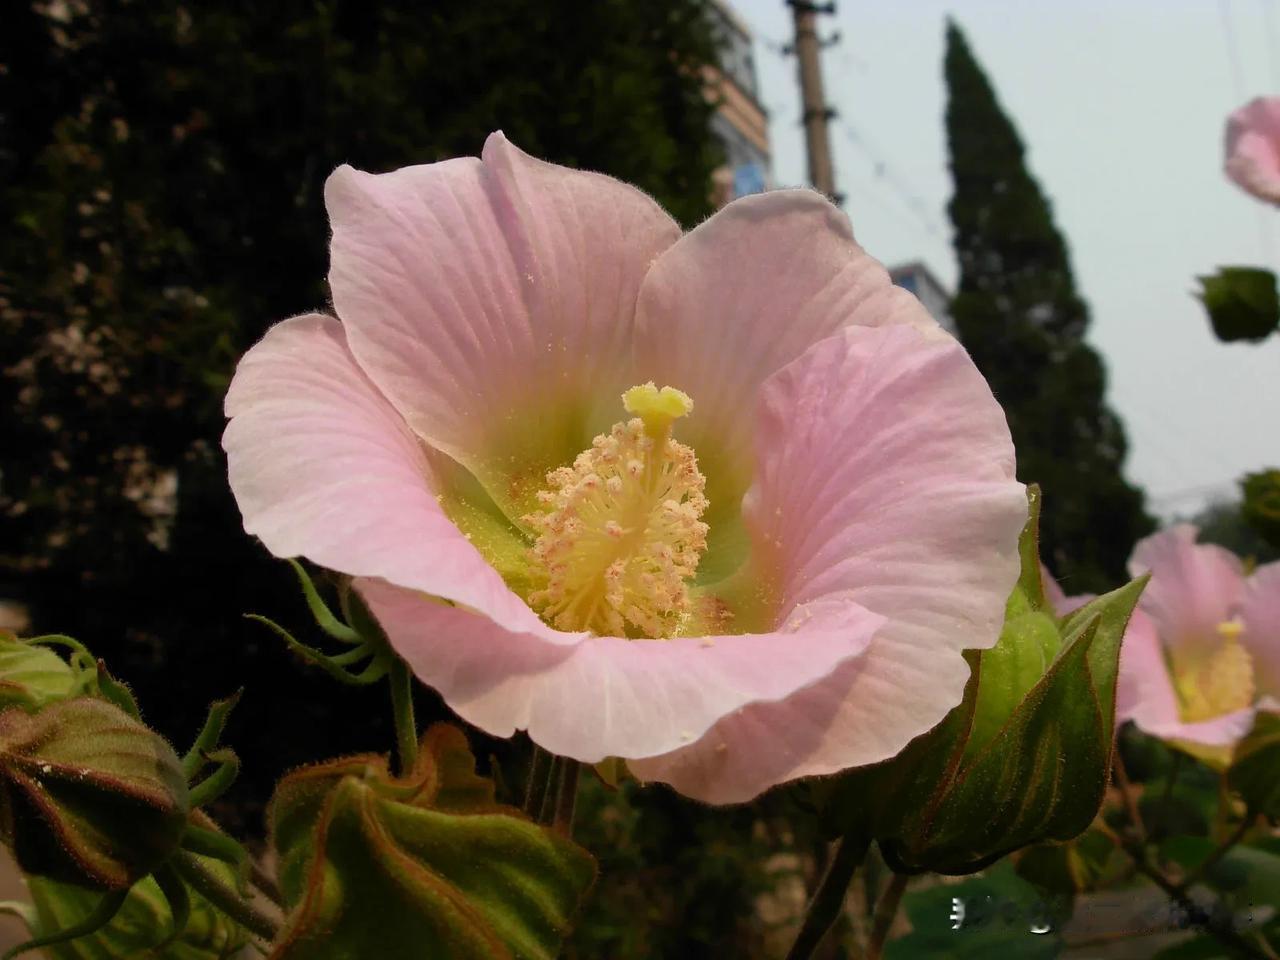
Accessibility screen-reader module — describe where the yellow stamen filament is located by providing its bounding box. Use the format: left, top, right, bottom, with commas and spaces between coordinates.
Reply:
1172, 619, 1256, 723
524, 384, 708, 638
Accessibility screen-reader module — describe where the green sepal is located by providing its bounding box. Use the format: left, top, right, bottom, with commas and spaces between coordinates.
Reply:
819, 488, 1147, 874
884, 615, 1110, 873
17, 861, 250, 959
1228, 711, 1280, 818
1241, 468, 1280, 549
0, 698, 190, 890
1197, 266, 1280, 343
268, 724, 596, 959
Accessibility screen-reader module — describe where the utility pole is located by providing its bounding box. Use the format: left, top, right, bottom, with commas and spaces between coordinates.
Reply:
787, 0, 839, 202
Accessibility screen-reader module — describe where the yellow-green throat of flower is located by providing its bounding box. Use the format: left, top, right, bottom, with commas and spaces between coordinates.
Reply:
524, 383, 709, 638
1171, 619, 1256, 723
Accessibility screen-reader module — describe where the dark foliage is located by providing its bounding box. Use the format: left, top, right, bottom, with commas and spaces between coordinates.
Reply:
944, 21, 1154, 593
0, 0, 721, 830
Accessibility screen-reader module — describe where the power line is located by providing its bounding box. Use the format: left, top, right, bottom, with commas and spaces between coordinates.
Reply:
834, 117, 949, 240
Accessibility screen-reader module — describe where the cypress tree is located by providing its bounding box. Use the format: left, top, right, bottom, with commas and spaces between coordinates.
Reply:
944, 20, 1154, 592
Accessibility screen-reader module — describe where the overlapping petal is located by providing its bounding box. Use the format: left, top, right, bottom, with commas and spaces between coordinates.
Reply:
632, 190, 945, 580
1225, 96, 1280, 204
223, 314, 539, 636
631, 324, 1026, 802
327, 132, 681, 515
1241, 560, 1280, 699
357, 579, 884, 763
1128, 525, 1244, 658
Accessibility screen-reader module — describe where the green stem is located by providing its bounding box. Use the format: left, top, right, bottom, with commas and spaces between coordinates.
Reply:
523, 745, 552, 817
1113, 751, 1147, 846
552, 759, 581, 836
866, 872, 908, 960
1156, 751, 1183, 834
539, 757, 563, 825
173, 852, 280, 943
1182, 815, 1254, 889
388, 657, 418, 776
784, 833, 870, 960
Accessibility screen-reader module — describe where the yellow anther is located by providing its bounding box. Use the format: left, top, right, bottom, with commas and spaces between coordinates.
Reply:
523, 385, 707, 638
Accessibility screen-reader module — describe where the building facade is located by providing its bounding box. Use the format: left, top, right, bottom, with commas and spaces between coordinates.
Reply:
706, 1, 771, 207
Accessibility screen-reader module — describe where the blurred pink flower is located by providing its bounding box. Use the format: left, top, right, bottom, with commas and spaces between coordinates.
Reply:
223, 133, 1026, 803
1225, 96, 1280, 204
1120, 526, 1278, 764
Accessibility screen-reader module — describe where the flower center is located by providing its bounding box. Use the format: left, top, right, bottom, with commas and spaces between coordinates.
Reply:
1171, 619, 1256, 723
524, 383, 708, 638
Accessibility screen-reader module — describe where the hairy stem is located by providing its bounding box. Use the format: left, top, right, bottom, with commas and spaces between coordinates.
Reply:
173, 852, 280, 943
388, 657, 418, 776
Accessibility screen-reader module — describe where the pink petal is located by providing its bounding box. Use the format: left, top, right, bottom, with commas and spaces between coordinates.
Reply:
1241, 560, 1280, 699
1128, 526, 1244, 658
1116, 607, 1253, 748
1225, 97, 1280, 204
222, 314, 541, 636
631, 190, 944, 577
357, 579, 884, 763
631, 325, 1026, 802
326, 132, 681, 510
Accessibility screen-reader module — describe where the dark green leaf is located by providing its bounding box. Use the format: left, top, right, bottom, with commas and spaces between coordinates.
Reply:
1197, 266, 1280, 343
885, 863, 1064, 959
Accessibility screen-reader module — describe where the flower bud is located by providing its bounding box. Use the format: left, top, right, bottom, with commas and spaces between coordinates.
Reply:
0, 697, 190, 890
817, 487, 1146, 874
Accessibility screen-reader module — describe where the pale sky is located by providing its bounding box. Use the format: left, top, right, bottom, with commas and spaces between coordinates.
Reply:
732, 0, 1279, 519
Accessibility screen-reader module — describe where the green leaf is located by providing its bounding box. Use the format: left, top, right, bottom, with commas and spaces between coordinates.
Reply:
885, 862, 1064, 959
0, 636, 82, 711
1229, 712, 1280, 817
1197, 266, 1280, 343
269, 724, 596, 959
0, 698, 189, 889
22, 863, 250, 959
1161, 836, 1280, 907
1241, 468, 1280, 549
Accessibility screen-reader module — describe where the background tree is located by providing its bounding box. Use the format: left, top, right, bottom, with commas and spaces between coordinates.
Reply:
0, 0, 721, 822
944, 20, 1154, 593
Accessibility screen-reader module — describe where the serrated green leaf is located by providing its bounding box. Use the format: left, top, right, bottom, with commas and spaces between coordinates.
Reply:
23, 862, 249, 959
269, 724, 595, 959
1197, 266, 1280, 342
1229, 712, 1280, 817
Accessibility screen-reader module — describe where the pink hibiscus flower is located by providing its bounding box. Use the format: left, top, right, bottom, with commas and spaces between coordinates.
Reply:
1225, 96, 1280, 204
1120, 526, 1278, 764
223, 133, 1026, 803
